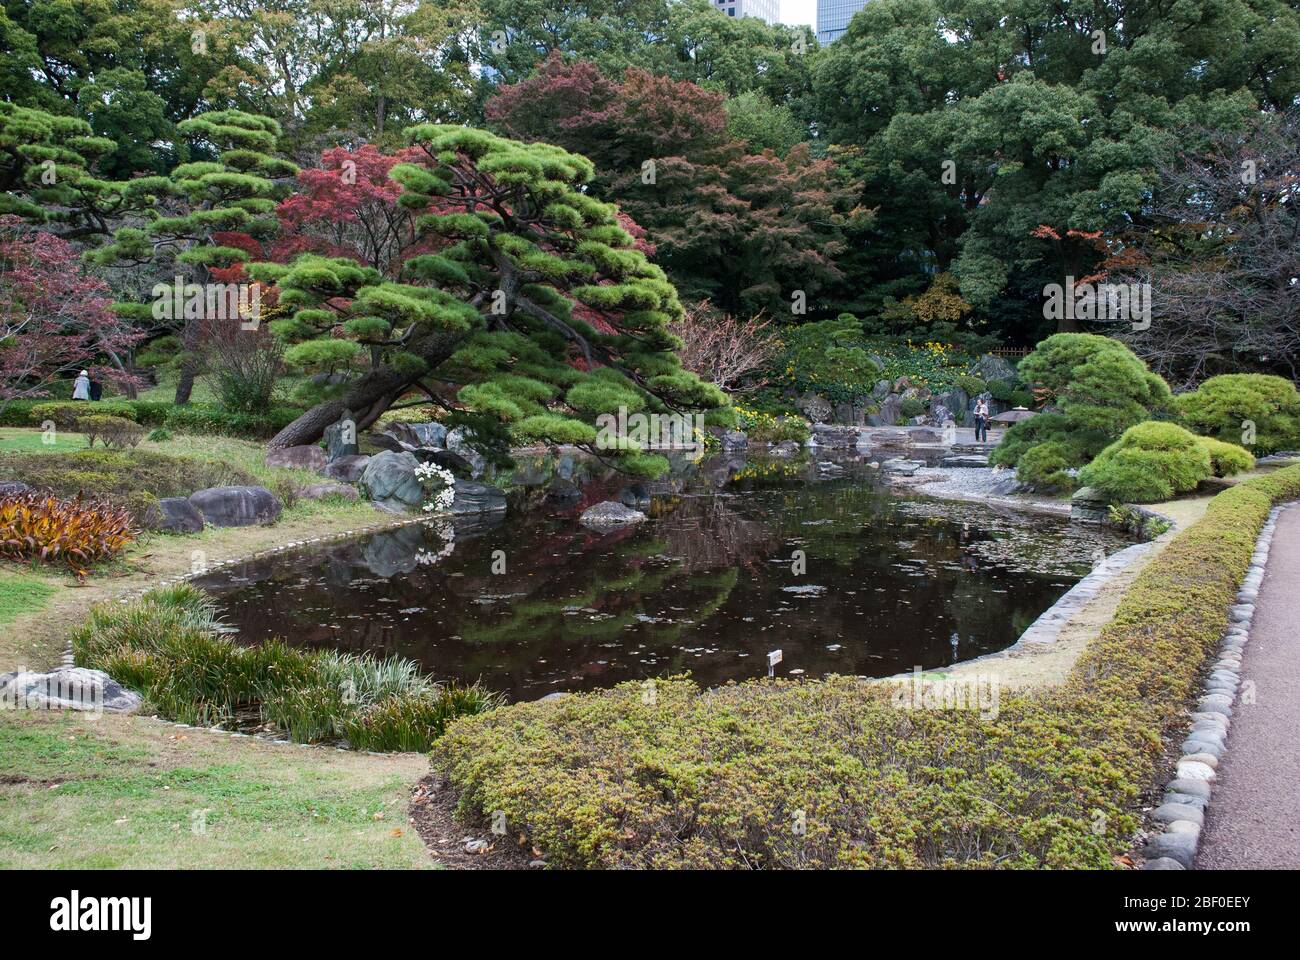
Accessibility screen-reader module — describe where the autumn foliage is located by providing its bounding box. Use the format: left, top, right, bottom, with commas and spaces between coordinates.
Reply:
0, 491, 136, 576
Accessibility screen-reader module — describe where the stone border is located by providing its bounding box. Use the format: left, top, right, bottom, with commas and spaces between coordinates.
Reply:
1140, 504, 1283, 870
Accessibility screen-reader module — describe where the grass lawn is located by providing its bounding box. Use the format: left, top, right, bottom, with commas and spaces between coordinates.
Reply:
0, 428, 86, 454
0, 570, 57, 626
0, 710, 435, 869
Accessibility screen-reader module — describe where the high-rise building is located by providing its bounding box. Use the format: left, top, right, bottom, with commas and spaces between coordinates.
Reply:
817, 0, 871, 44
712, 0, 781, 26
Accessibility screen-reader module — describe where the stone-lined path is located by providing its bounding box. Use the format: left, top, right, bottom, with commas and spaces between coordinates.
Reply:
1197, 503, 1300, 869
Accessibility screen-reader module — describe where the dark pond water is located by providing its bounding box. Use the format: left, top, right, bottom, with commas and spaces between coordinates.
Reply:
195, 456, 1130, 701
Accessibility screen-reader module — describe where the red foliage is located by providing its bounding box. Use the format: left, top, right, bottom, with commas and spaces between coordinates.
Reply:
0, 218, 144, 404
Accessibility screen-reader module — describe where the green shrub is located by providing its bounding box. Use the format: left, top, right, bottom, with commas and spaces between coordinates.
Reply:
163, 403, 300, 439
1175, 373, 1300, 456
952, 374, 986, 397
431, 465, 1300, 869
898, 397, 927, 419
734, 406, 811, 444
146, 427, 173, 442
991, 335, 1172, 489
1198, 437, 1255, 478
0, 449, 256, 520
30, 401, 138, 428
80, 415, 146, 449
1078, 421, 1213, 502
71, 584, 499, 750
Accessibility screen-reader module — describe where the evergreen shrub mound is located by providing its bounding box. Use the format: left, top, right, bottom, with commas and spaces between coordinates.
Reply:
0, 449, 256, 520
990, 334, 1172, 491
71, 584, 500, 750
1199, 437, 1255, 478
80, 415, 145, 449
1175, 373, 1300, 456
431, 466, 1300, 868
1078, 421, 1213, 503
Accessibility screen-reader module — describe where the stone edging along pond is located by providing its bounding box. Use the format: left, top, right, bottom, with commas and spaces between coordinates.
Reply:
1139, 504, 1284, 870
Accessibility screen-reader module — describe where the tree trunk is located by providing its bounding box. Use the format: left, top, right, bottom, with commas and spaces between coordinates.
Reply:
174, 356, 199, 404
267, 330, 465, 450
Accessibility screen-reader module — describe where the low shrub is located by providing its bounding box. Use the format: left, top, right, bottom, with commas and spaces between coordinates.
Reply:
1199, 437, 1255, 478
1175, 373, 1300, 456
1078, 421, 1212, 503
72, 584, 500, 749
80, 415, 146, 449
0, 491, 135, 575
431, 465, 1300, 868
162, 404, 301, 439
30, 400, 138, 428
146, 427, 172, 443
734, 405, 810, 444
898, 397, 926, 419
0, 449, 256, 522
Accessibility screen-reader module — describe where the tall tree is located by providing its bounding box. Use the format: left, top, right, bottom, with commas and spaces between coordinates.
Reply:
257, 125, 725, 470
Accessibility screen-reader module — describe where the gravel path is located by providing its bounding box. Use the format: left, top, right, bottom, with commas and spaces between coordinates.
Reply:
1196, 503, 1300, 869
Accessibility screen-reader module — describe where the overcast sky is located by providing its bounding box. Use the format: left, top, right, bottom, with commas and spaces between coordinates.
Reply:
782, 0, 817, 28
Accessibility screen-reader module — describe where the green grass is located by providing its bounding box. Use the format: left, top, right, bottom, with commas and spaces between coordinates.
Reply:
0, 711, 434, 869
0, 570, 57, 625
0, 427, 86, 454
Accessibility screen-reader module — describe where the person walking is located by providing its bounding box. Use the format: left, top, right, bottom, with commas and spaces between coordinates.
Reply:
88, 377, 102, 401
973, 396, 990, 443
72, 370, 91, 401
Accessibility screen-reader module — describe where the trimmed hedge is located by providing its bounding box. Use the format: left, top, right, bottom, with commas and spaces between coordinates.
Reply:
0, 399, 299, 439
432, 465, 1300, 868
71, 584, 501, 751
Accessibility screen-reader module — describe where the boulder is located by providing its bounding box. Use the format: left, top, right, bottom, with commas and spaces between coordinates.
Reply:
929, 403, 954, 427
449, 480, 507, 514
384, 421, 447, 450
362, 524, 425, 577
358, 450, 424, 512
0, 480, 31, 497
446, 427, 487, 478
188, 485, 282, 527
970, 353, 1017, 384
265, 445, 328, 472
148, 496, 204, 534
871, 378, 892, 400
618, 483, 652, 510
770, 440, 801, 457
544, 478, 582, 502
721, 430, 748, 451
1, 667, 140, 713
881, 458, 923, 476
323, 415, 360, 460
412, 447, 474, 476
1070, 486, 1112, 525
580, 500, 647, 529
833, 401, 869, 426
893, 376, 911, 393
867, 394, 902, 427
363, 431, 404, 454
796, 392, 834, 423
320, 454, 371, 483
299, 482, 359, 502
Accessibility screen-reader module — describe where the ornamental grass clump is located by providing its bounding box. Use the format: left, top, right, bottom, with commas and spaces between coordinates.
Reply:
70, 583, 497, 750
0, 491, 135, 574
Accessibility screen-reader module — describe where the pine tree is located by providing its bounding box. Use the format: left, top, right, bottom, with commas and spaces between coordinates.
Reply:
256, 125, 725, 476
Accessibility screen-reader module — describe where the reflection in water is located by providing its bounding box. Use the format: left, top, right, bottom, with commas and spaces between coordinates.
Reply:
195, 458, 1129, 701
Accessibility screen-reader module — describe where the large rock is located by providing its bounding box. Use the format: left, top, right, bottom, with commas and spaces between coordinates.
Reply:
0, 667, 140, 713
323, 415, 360, 460
0, 480, 31, 497
320, 454, 371, 483
412, 448, 474, 476
971, 353, 1017, 384
544, 478, 582, 502
796, 392, 834, 423
1070, 485, 1112, 524
867, 394, 902, 427
363, 431, 404, 454
871, 378, 892, 400
618, 483, 651, 510
358, 450, 423, 512
384, 421, 447, 450
265, 445, 328, 471
449, 480, 507, 514
833, 401, 869, 426
299, 482, 359, 502
148, 496, 205, 534
770, 440, 801, 458
188, 485, 282, 527
446, 427, 487, 478
721, 430, 748, 451
580, 500, 647, 529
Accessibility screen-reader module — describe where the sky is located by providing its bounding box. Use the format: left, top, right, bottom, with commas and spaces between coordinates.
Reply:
781, 0, 817, 28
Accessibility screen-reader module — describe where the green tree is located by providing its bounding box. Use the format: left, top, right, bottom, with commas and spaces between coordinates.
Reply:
256, 125, 724, 475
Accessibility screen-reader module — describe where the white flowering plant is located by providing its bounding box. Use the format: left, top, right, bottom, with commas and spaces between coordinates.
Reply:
414, 461, 456, 512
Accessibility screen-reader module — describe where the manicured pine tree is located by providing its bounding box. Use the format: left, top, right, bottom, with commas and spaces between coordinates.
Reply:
254, 125, 726, 477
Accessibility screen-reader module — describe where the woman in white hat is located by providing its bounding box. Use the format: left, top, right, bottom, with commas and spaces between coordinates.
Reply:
72, 370, 91, 400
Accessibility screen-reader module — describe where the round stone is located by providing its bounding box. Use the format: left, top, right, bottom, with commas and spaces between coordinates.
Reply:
1176, 759, 1217, 781
1183, 752, 1219, 769
1146, 831, 1198, 867
1142, 857, 1186, 870
1152, 802, 1204, 826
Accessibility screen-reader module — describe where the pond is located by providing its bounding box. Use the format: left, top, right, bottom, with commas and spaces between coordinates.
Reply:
194, 454, 1131, 702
